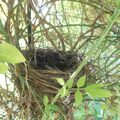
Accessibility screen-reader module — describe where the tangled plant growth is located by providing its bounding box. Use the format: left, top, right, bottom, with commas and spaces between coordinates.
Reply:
0, 0, 120, 120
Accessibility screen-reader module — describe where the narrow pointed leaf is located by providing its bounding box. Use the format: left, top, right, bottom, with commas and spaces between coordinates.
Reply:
43, 95, 49, 106
56, 77, 65, 86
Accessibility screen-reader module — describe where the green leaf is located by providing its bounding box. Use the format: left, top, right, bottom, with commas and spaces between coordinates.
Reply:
0, 43, 26, 64
48, 104, 60, 112
76, 76, 86, 88
85, 85, 112, 98
66, 79, 74, 89
0, 62, 9, 74
85, 83, 105, 89
56, 77, 65, 86
43, 95, 49, 106
45, 104, 60, 115
75, 89, 83, 107
60, 85, 68, 98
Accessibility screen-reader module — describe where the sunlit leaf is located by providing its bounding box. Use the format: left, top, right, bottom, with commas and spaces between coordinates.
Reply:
85, 83, 105, 89
0, 43, 26, 64
56, 77, 65, 86
76, 76, 86, 88
75, 89, 83, 107
85, 86, 112, 98
43, 95, 49, 106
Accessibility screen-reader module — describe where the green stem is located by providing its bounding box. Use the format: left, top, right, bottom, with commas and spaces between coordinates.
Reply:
52, 89, 62, 104
51, 9, 120, 104
70, 9, 120, 80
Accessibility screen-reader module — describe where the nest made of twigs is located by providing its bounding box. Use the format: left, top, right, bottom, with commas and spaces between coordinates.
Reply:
13, 49, 96, 119
17, 64, 70, 94
16, 49, 95, 97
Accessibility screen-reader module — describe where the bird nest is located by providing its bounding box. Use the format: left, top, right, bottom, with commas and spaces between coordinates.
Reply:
14, 49, 95, 118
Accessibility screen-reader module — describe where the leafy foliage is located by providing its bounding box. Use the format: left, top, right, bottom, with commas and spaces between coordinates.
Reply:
43, 95, 49, 106
0, 0, 120, 119
56, 77, 65, 86
76, 76, 86, 88
0, 43, 26, 64
85, 83, 112, 98
0, 43, 26, 74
